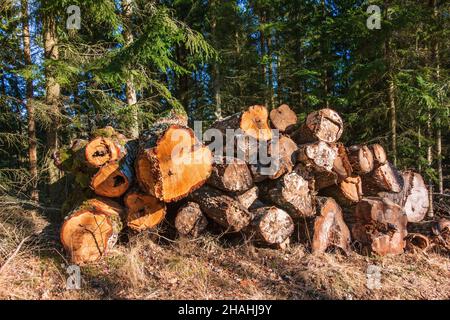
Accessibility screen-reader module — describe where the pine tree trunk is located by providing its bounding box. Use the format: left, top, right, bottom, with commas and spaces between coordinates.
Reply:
122, 0, 139, 139
21, 0, 38, 201
43, 12, 61, 189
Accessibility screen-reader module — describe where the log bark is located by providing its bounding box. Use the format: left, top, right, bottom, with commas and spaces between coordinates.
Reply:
292, 108, 343, 144
124, 189, 166, 231
207, 156, 253, 192
378, 171, 429, 222
347, 145, 374, 174
269, 104, 297, 133
210, 105, 272, 141
136, 123, 213, 202
60, 198, 124, 264
259, 170, 315, 218
90, 140, 137, 198
189, 186, 251, 232
321, 176, 363, 207
247, 206, 294, 246
297, 197, 351, 254
352, 197, 408, 256
175, 202, 208, 237
361, 162, 404, 195
369, 143, 387, 168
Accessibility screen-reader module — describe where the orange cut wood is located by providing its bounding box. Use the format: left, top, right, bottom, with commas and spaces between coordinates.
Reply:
210, 105, 273, 141
90, 161, 132, 198
136, 124, 213, 202
60, 198, 124, 265
124, 191, 166, 231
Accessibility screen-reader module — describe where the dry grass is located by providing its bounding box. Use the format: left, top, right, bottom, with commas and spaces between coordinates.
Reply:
0, 204, 450, 300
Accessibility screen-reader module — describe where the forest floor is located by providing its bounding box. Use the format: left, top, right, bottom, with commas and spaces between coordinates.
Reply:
1, 201, 449, 300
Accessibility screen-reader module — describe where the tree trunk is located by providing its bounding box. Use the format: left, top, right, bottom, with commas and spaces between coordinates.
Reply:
21, 0, 38, 201
122, 0, 139, 139
60, 198, 124, 264
175, 202, 208, 238
43, 12, 61, 188
135, 123, 213, 202
189, 185, 251, 232
124, 188, 166, 231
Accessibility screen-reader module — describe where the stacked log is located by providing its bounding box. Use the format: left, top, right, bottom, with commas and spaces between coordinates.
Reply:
54, 104, 434, 264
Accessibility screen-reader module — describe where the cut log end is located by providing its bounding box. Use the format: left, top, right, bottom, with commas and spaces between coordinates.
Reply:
136, 125, 213, 202
60, 198, 124, 265
250, 206, 294, 245
347, 145, 374, 174
269, 104, 297, 132
91, 162, 131, 198
369, 144, 387, 168
311, 197, 351, 254
207, 157, 253, 192
124, 191, 166, 231
85, 137, 121, 168
175, 202, 208, 238
294, 108, 343, 144
240, 105, 273, 141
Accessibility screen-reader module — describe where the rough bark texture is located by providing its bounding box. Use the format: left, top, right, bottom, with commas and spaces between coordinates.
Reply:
43, 12, 61, 189
189, 186, 251, 232
269, 104, 297, 133
297, 197, 351, 254
361, 162, 404, 195
136, 123, 213, 202
352, 197, 407, 256
60, 198, 124, 265
247, 206, 294, 245
22, 0, 38, 201
293, 108, 343, 144
207, 156, 253, 192
378, 171, 429, 223
175, 202, 208, 238
347, 145, 374, 174
259, 170, 315, 218
124, 189, 166, 231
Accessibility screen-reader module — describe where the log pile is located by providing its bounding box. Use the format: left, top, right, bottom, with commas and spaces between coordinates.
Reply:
54, 105, 442, 265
